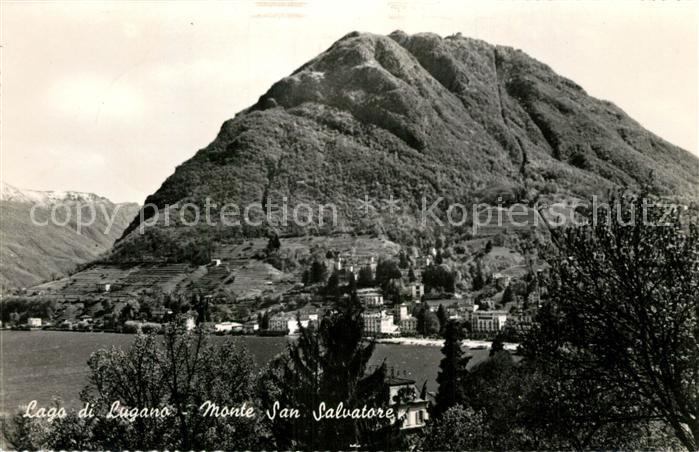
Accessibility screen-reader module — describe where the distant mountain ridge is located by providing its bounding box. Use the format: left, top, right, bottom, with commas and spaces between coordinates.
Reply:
0, 181, 139, 290
0, 181, 112, 205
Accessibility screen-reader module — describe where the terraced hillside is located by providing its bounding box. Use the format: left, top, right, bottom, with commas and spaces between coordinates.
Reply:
28, 234, 401, 304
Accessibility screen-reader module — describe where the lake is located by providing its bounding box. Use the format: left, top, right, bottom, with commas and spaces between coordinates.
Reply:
0, 330, 490, 416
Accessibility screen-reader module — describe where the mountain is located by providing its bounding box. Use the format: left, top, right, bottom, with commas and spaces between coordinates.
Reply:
0, 181, 111, 205
0, 182, 139, 290
11, 31, 698, 316
108, 30, 697, 262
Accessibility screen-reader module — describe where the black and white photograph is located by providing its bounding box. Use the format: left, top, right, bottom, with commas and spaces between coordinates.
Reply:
0, 1, 697, 450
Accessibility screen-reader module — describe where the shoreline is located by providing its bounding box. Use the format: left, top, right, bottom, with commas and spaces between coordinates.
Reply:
376, 336, 519, 351
1, 329, 519, 351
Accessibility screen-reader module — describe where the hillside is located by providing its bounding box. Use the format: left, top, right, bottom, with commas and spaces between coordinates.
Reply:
113, 30, 699, 263
0, 182, 139, 290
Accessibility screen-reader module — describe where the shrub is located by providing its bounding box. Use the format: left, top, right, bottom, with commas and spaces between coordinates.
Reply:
569, 151, 591, 170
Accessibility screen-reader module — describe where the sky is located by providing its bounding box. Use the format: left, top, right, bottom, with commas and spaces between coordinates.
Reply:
1, 0, 697, 203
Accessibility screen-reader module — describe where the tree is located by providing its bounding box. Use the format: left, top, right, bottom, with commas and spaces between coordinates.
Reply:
433, 321, 469, 417
325, 271, 340, 298
407, 266, 417, 283
309, 260, 328, 284
460, 350, 524, 446
398, 251, 409, 269
139, 299, 153, 321
419, 405, 492, 451
383, 283, 401, 305
257, 293, 401, 450
471, 261, 485, 291
5, 324, 265, 450
501, 285, 514, 304
422, 265, 455, 293
374, 259, 401, 291
266, 233, 281, 254
436, 304, 448, 334
489, 334, 504, 357
259, 311, 270, 330
413, 304, 427, 335
569, 150, 591, 170
347, 271, 357, 294
460, 350, 676, 450
191, 292, 210, 323
357, 265, 374, 288
118, 303, 135, 325
523, 194, 699, 450
2, 405, 52, 449
101, 299, 114, 315
422, 311, 440, 336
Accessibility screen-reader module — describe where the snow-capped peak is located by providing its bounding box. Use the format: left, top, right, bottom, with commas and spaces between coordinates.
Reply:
0, 181, 112, 205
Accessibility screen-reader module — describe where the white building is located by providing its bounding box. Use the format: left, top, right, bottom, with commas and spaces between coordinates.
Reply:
185, 314, 197, 331
387, 376, 429, 430
243, 320, 259, 333
27, 317, 42, 327
408, 283, 424, 301
362, 311, 398, 335
214, 321, 243, 332
508, 312, 534, 330
269, 314, 295, 333
357, 288, 383, 308
471, 311, 508, 333
399, 316, 418, 334
460, 303, 479, 322
394, 305, 419, 334
394, 303, 410, 322
270, 313, 319, 335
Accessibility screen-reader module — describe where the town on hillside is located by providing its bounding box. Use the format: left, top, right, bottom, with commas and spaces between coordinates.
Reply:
2, 232, 547, 344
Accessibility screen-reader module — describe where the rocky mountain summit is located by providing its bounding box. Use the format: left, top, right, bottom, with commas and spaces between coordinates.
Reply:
116, 31, 698, 260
